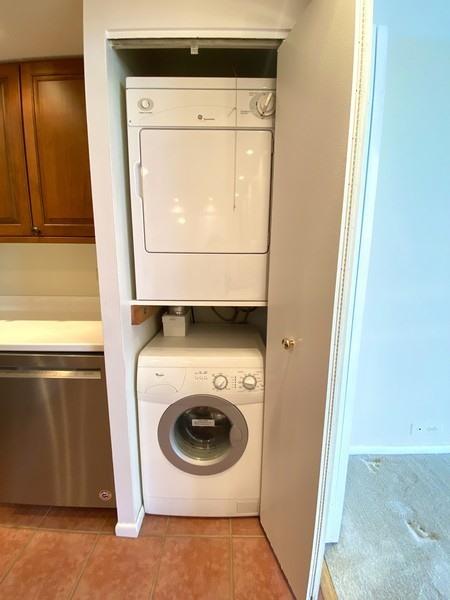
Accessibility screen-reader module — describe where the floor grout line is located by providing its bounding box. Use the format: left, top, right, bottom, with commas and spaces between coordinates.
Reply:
0, 524, 264, 539
0, 524, 115, 536
36, 505, 52, 528
68, 533, 100, 600
158, 533, 230, 539
229, 519, 235, 600
164, 517, 170, 536
0, 527, 37, 587
148, 532, 168, 600
229, 533, 265, 538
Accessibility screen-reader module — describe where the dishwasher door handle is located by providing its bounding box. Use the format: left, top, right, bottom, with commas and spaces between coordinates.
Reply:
0, 369, 102, 380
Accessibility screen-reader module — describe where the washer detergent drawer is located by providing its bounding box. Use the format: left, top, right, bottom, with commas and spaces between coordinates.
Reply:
137, 367, 187, 399
0, 353, 115, 508
139, 129, 272, 254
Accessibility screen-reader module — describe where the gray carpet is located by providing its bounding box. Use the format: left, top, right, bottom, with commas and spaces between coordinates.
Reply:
325, 455, 450, 600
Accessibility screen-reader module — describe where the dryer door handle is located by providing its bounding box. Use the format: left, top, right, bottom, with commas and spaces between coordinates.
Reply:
134, 162, 144, 201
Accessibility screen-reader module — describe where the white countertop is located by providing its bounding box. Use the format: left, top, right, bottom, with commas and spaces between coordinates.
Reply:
0, 320, 104, 352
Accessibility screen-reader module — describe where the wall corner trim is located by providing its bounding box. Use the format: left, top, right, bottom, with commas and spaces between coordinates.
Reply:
114, 505, 145, 538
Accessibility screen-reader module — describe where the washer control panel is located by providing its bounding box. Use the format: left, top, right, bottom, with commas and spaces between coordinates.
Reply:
242, 374, 258, 390
213, 374, 228, 390
138, 366, 264, 404
194, 368, 264, 393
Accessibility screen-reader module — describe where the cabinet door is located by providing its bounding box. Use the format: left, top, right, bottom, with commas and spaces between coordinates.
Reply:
21, 59, 94, 239
0, 63, 32, 237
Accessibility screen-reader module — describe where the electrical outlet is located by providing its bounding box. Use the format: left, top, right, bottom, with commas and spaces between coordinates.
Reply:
409, 423, 440, 436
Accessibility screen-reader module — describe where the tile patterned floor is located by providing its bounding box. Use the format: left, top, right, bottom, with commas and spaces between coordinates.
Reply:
0, 504, 295, 599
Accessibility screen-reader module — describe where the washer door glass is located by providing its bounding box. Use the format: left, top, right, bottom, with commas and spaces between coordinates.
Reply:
158, 395, 248, 476
174, 406, 231, 463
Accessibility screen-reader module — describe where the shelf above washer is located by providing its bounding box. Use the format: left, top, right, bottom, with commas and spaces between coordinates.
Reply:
130, 300, 268, 308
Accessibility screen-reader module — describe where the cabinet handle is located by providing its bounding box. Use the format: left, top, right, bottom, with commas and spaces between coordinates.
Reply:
31, 226, 41, 235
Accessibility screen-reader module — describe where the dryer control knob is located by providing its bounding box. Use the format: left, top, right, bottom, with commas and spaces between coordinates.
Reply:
242, 375, 257, 390
138, 97, 153, 111
255, 92, 276, 118
213, 375, 228, 390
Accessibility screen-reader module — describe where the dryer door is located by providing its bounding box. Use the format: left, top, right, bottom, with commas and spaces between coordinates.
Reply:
157, 394, 248, 475
139, 129, 272, 254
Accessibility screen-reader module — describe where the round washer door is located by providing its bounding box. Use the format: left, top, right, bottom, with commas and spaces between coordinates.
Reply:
158, 394, 248, 476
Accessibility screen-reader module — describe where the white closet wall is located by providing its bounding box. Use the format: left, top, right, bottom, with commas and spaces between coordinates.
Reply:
84, 0, 297, 535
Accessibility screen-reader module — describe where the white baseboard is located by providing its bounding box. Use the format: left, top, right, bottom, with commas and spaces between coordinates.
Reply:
349, 444, 450, 455
114, 505, 145, 538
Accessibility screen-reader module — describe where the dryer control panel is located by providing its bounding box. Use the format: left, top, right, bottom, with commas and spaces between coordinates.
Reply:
126, 77, 276, 129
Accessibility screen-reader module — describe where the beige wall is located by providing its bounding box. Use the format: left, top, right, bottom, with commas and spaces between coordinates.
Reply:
0, 244, 99, 296
0, 2, 98, 300
0, 0, 293, 310
0, 0, 83, 61
86, 0, 296, 33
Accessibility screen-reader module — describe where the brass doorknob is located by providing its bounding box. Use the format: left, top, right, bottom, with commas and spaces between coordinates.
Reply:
31, 226, 41, 235
282, 337, 296, 350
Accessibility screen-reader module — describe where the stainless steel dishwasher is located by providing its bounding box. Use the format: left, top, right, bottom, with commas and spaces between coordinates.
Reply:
0, 352, 115, 508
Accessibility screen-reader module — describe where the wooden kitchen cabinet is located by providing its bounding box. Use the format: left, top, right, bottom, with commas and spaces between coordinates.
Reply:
21, 59, 94, 239
0, 63, 33, 237
0, 58, 94, 241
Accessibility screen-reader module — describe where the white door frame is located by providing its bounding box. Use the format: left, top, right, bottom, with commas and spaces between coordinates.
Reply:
323, 24, 389, 546
308, 3, 382, 596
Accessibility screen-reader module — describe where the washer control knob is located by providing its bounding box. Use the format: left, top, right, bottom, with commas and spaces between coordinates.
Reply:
255, 92, 275, 118
242, 375, 257, 390
138, 97, 153, 111
213, 375, 228, 390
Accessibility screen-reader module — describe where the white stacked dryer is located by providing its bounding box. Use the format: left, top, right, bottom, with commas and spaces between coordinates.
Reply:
126, 77, 276, 304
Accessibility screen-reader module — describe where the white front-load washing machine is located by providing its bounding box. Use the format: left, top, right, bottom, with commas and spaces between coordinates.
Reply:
137, 324, 265, 517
